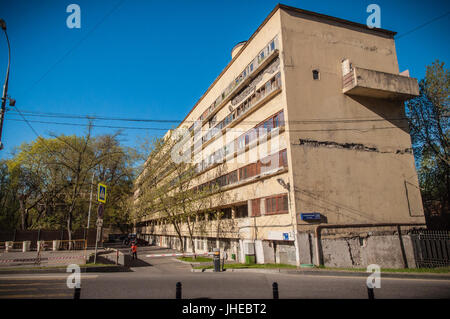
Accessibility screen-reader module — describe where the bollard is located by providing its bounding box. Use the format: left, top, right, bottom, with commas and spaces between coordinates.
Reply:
176, 282, 182, 299
53, 240, 60, 251
272, 282, 279, 299
213, 248, 220, 272
5, 241, 13, 252
23, 241, 31, 252
74, 287, 81, 300
367, 287, 374, 300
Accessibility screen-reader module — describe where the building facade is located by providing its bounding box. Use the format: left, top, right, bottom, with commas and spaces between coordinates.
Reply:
134, 4, 426, 268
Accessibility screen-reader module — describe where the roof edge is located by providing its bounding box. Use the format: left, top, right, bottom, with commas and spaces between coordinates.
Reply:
278, 3, 397, 36
176, 3, 397, 129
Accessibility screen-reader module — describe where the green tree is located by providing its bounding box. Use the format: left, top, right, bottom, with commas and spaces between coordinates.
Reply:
406, 60, 449, 228
0, 128, 137, 240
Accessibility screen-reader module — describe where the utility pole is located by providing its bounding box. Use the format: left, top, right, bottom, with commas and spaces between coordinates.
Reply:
85, 172, 95, 242
0, 19, 11, 151
87, 172, 95, 230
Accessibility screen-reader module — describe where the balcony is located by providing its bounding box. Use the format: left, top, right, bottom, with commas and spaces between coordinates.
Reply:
342, 61, 419, 101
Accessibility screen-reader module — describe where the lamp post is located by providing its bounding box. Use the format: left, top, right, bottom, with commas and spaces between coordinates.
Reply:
84, 171, 95, 243
0, 18, 11, 151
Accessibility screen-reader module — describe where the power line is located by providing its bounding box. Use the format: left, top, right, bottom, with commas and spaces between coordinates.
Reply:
7, 109, 182, 123
22, 0, 126, 95
7, 117, 409, 133
7, 118, 169, 131
396, 11, 450, 39
6, 108, 417, 124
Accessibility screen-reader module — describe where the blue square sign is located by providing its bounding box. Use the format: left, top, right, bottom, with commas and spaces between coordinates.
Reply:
300, 213, 321, 221
283, 233, 289, 240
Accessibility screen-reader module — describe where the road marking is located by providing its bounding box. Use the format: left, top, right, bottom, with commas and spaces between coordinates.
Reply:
0, 287, 71, 292
145, 252, 213, 258
0, 274, 98, 280
0, 293, 72, 298
0, 282, 64, 287
278, 273, 450, 282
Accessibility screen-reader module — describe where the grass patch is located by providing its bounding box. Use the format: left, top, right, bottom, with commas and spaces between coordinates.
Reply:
178, 256, 212, 263
193, 263, 297, 270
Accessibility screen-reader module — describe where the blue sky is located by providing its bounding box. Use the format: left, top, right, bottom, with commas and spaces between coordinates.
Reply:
0, 0, 449, 158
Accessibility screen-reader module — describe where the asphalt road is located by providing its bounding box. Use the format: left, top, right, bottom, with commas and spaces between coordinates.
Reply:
0, 246, 449, 299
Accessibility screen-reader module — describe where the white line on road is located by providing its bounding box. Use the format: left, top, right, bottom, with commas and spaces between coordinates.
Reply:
0, 274, 99, 280
276, 273, 450, 283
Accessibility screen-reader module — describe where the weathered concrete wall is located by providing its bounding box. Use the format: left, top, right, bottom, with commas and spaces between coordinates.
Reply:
279, 7, 425, 233
298, 229, 419, 269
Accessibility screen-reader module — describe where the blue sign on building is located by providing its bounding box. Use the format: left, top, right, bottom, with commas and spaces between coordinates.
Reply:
282, 233, 289, 240
300, 213, 321, 221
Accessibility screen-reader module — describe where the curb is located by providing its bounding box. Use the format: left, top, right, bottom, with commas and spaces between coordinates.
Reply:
191, 267, 450, 280
0, 265, 129, 274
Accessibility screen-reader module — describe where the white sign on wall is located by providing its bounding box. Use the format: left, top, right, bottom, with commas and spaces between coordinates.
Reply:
267, 231, 294, 241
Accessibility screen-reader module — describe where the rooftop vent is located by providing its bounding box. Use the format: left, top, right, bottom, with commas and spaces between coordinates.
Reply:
231, 41, 246, 59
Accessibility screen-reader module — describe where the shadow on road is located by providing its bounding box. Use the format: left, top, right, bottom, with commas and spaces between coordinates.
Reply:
129, 258, 152, 268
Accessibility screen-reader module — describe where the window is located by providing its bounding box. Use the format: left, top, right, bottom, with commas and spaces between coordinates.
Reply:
237, 134, 246, 151
270, 40, 275, 51
265, 194, 289, 215
313, 70, 320, 80
228, 170, 238, 184
264, 118, 273, 133
235, 205, 248, 218
222, 208, 232, 219
246, 129, 257, 145
251, 199, 261, 217
239, 163, 257, 180
239, 166, 247, 180
261, 153, 277, 174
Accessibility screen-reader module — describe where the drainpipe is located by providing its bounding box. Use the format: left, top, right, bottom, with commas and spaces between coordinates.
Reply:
314, 223, 425, 267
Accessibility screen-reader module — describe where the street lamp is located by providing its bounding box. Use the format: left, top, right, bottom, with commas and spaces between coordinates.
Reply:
0, 18, 11, 151
277, 178, 289, 191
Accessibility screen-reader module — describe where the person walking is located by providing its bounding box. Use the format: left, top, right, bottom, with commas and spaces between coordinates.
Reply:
131, 242, 138, 260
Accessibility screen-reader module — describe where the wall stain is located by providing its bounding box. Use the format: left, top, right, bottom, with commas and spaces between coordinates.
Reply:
295, 138, 413, 155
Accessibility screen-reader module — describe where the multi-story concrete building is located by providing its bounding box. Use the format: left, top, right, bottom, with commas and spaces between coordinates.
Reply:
134, 4, 426, 268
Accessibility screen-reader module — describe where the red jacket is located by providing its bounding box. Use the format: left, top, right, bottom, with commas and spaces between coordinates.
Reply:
131, 245, 137, 253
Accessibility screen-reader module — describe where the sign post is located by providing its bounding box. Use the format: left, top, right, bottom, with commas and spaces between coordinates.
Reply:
94, 183, 107, 264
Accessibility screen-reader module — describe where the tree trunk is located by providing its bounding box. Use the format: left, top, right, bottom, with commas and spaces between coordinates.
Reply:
67, 213, 73, 250
186, 218, 196, 259
171, 220, 184, 253
19, 198, 28, 230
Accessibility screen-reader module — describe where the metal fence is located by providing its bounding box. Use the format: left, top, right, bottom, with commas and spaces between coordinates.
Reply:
0, 229, 98, 247
411, 230, 450, 268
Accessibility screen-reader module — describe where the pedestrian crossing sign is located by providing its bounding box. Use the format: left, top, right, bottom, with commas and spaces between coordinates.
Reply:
98, 183, 107, 203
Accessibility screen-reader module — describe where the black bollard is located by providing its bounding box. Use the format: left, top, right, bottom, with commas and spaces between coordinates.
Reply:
367, 287, 375, 300
272, 282, 279, 299
176, 282, 182, 299
74, 287, 81, 300
213, 249, 220, 272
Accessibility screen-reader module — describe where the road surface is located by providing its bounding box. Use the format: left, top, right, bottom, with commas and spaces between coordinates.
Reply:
0, 246, 449, 299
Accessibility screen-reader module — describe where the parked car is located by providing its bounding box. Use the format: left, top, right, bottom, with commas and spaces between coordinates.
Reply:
123, 233, 148, 246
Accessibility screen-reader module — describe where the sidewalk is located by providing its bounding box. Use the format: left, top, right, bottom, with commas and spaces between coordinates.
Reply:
191, 266, 450, 280
0, 249, 91, 268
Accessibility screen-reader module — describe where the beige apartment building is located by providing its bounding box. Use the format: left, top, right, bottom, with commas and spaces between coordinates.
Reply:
134, 4, 426, 268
